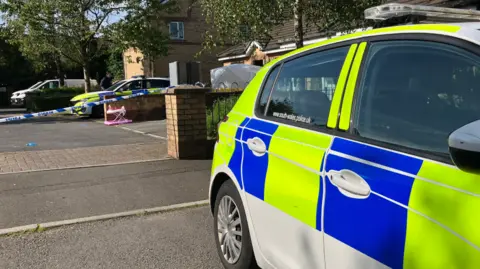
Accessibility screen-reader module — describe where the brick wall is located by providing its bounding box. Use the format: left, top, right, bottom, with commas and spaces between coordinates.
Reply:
101, 85, 220, 160
150, 45, 221, 83
152, 0, 222, 82
104, 95, 166, 122
123, 0, 222, 83
165, 86, 209, 159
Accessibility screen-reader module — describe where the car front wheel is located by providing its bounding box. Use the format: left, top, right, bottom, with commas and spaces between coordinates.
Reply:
213, 180, 259, 269
91, 105, 104, 118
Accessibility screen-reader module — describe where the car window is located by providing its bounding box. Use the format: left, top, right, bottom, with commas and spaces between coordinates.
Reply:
130, 80, 143, 90
108, 80, 126, 91
118, 82, 130, 92
257, 66, 280, 114
353, 40, 480, 156
30, 81, 43, 89
262, 46, 350, 127
118, 80, 143, 92
48, 81, 59, 89
37, 82, 49, 90
147, 79, 170, 88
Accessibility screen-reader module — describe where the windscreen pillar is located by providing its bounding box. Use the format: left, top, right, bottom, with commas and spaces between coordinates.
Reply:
165, 86, 209, 159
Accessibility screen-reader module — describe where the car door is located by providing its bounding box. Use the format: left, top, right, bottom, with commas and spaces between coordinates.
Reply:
240, 43, 359, 269
115, 80, 144, 96
146, 79, 170, 96
146, 79, 170, 89
324, 36, 480, 269
39, 80, 60, 93
36, 81, 50, 91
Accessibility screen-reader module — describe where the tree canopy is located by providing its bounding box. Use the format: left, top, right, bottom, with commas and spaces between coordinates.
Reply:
0, 0, 177, 92
200, 0, 383, 51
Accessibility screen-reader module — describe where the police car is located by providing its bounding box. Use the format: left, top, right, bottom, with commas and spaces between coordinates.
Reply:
209, 3, 480, 269
70, 76, 170, 117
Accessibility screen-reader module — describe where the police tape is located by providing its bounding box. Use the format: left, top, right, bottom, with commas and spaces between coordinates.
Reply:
0, 87, 170, 123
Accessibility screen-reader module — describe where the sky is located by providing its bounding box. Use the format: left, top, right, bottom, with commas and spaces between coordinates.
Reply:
0, 10, 127, 27
108, 11, 126, 24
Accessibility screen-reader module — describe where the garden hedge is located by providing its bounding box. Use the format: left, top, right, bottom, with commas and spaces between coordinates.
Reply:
25, 87, 84, 112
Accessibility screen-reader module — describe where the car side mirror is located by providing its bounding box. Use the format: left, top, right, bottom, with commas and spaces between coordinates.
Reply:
448, 120, 480, 174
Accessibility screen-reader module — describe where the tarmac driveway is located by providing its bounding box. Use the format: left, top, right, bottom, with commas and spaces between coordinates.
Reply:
0, 115, 170, 174
0, 115, 165, 152
119, 120, 167, 139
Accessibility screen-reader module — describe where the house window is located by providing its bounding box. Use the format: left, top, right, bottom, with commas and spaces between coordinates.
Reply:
169, 22, 184, 40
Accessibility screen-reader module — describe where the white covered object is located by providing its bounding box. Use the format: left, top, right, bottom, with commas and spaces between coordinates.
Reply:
210, 64, 261, 89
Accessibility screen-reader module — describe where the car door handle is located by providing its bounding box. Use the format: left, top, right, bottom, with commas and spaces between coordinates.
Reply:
246, 137, 267, 156
327, 169, 371, 199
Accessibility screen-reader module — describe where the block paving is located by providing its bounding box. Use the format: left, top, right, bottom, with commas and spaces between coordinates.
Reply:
0, 142, 169, 174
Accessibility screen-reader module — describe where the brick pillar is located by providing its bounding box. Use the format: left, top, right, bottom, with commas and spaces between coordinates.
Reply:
165, 86, 210, 159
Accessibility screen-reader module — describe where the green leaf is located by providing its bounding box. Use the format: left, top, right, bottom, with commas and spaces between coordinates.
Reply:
1, 0, 178, 91
199, 0, 384, 52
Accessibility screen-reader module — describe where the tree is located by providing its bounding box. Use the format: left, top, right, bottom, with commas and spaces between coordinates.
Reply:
0, 2, 69, 86
200, 0, 383, 51
106, 50, 125, 81
0, 27, 88, 89
0, 31, 37, 89
1, 0, 176, 92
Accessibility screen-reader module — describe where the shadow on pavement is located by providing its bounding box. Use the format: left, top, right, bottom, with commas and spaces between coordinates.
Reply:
0, 108, 27, 114
1, 114, 97, 125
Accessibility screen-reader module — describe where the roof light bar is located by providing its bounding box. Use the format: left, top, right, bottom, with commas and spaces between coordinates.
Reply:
365, 3, 480, 22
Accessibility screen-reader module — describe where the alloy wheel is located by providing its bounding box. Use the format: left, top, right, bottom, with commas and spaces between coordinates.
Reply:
217, 195, 243, 264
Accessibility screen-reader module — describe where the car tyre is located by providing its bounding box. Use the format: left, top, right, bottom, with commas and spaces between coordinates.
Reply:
91, 105, 104, 119
213, 180, 259, 269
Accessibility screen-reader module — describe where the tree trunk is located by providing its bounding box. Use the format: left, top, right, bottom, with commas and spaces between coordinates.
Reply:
54, 54, 65, 87
81, 42, 92, 92
83, 65, 91, 93
150, 58, 155, 77
80, 9, 92, 93
293, 0, 304, 49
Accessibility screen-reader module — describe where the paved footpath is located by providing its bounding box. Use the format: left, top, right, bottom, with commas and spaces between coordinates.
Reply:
0, 142, 168, 174
0, 160, 211, 229
0, 207, 223, 269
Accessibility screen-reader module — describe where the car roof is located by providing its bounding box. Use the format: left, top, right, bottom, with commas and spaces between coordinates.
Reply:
449, 22, 480, 30
124, 77, 169, 82
265, 23, 480, 69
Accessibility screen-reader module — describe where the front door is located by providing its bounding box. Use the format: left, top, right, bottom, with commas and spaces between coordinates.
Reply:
324, 36, 480, 268
241, 44, 358, 268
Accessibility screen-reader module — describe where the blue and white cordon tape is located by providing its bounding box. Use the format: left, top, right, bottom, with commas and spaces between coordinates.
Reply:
0, 87, 173, 123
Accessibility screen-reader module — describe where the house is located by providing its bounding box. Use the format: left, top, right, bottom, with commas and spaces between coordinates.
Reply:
217, 0, 480, 66
123, 0, 221, 83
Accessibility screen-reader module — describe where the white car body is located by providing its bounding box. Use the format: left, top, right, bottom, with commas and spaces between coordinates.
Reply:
10, 79, 98, 106
209, 19, 480, 269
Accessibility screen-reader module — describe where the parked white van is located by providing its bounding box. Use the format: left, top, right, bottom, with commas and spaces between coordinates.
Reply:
10, 79, 97, 107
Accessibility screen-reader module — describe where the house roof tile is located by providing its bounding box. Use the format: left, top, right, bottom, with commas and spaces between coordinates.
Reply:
217, 43, 249, 58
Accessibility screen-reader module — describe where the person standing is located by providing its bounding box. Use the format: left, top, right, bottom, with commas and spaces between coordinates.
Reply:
100, 72, 113, 90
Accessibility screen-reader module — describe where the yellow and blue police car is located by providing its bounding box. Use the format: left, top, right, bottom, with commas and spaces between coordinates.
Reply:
209, 3, 480, 269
